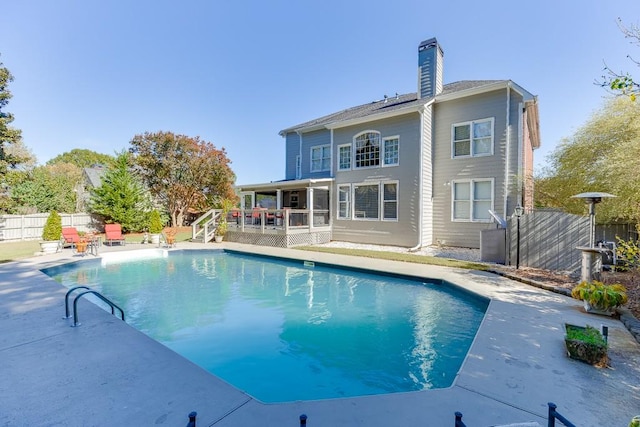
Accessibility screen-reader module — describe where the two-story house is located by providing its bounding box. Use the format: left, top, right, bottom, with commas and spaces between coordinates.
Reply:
235, 37, 540, 249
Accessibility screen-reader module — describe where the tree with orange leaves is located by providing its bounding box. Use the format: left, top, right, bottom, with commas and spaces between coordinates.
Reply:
129, 131, 237, 226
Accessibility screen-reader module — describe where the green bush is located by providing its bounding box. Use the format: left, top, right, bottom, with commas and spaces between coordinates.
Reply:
148, 210, 164, 234
42, 211, 62, 241
571, 280, 628, 310
616, 236, 640, 271
565, 324, 607, 347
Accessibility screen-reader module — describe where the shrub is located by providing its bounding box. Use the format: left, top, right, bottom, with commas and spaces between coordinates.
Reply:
148, 210, 164, 234
42, 211, 62, 241
571, 280, 628, 310
616, 236, 640, 271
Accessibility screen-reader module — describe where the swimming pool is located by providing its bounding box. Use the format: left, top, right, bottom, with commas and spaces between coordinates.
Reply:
43, 249, 488, 403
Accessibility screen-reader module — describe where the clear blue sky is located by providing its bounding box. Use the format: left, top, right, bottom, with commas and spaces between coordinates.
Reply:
2, 1, 639, 185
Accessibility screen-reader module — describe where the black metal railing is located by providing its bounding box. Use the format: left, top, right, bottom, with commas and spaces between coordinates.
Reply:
547, 402, 576, 427
454, 402, 575, 427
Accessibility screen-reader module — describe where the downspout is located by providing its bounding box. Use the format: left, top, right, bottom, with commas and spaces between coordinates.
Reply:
409, 108, 424, 252
517, 102, 524, 207
409, 101, 434, 252
330, 129, 334, 177
297, 131, 303, 180
503, 82, 512, 218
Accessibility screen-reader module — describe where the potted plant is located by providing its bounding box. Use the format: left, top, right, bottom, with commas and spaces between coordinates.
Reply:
571, 280, 628, 315
148, 210, 164, 244
40, 210, 62, 254
564, 323, 608, 366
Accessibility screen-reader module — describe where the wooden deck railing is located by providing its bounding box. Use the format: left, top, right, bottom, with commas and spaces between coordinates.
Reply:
192, 208, 330, 243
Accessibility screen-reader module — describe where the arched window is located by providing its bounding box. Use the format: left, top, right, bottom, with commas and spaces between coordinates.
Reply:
354, 131, 381, 168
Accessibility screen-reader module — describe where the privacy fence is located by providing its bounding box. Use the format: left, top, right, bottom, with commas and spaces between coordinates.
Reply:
0, 213, 97, 242
505, 208, 638, 272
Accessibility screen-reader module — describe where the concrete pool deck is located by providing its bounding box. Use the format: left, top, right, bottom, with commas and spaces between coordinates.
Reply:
1, 242, 639, 426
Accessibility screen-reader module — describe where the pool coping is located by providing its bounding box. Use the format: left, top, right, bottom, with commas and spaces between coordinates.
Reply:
1, 241, 639, 426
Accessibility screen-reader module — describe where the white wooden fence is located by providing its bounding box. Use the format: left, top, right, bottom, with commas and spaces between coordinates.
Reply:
0, 213, 97, 241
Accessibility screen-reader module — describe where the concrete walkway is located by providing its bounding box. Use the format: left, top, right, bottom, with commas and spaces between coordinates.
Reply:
1, 242, 638, 426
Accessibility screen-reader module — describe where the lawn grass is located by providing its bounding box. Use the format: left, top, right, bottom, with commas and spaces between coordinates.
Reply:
295, 246, 489, 270
0, 240, 41, 263
0, 228, 194, 263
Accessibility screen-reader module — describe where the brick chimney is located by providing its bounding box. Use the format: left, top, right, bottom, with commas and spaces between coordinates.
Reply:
417, 38, 443, 99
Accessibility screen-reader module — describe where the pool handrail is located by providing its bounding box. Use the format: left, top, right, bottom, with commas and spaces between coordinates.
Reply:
65, 286, 125, 327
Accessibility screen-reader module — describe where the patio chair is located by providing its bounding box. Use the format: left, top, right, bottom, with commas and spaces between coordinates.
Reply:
104, 223, 126, 246
61, 227, 81, 248
162, 227, 177, 248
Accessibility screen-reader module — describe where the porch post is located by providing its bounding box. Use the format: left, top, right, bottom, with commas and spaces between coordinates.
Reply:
308, 188, 314, 230
276, 190, 282, 209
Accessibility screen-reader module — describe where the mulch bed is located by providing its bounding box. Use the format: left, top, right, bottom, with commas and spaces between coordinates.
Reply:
495, 266, 640, 320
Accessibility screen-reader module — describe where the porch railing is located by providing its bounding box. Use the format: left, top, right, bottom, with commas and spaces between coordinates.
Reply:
191, 208, 330, 243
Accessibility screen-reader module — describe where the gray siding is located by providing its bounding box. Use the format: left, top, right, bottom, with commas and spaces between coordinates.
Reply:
331, 113, 422, 247
300, 129, 332, 180
284, 133, 300, 180
431, 88, 523, 248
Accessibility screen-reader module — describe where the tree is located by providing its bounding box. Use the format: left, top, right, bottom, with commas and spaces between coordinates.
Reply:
129, 131, 237, 226
535, 97, 640, 231
0, 56, 30, 175
47, 149, 114, 168
10, 163, 82, 213
88, 151, 152, 232
602, 19, 640, 100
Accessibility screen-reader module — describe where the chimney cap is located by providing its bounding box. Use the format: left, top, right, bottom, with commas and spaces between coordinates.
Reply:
418, 37, 443, 54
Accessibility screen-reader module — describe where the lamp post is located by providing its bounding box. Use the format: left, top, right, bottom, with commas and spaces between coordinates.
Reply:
514, 205, 524, 269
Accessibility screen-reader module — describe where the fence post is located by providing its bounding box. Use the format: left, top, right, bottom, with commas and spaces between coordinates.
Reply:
186, 411, 197, 427
454, 411, 466, 427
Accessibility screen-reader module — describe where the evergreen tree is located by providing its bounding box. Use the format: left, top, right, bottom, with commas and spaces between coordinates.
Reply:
89, 152, 152, 232
0, 56, 25, 175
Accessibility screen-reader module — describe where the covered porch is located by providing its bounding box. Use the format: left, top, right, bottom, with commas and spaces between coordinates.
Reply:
194, 178, 334, 248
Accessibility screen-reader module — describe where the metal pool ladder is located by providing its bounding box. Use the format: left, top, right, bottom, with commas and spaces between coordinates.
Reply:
64, 286, 125, 327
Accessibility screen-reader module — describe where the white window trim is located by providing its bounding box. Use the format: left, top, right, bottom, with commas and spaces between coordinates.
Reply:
310, 144, 331, 172
381, 180, 399, 221
451, 178, 495, 222
353, 130, 381, 169
382, 136, 400, 167
337, 184, 351, 219
451, 117, 495, 158
337, 143, 352, 171
352, 181, 380, 221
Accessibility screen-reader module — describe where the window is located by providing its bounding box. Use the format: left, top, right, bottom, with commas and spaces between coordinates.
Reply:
338, 144, 351, 170
354, 132, 380, 168
452, 179, 493, 222
338, 185, 350, 219
452, 118, 494, 157
353, 184, 379, 219
311, 145, 331, 172
383, 137, 399, 166
382, 182, 398, 220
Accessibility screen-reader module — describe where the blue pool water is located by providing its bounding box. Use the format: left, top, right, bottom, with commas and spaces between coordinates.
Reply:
43, 250, 488, 403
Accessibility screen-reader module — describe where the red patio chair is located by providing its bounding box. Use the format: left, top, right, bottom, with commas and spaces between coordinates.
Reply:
61, 227, 81, 248
104, 223, 126, 246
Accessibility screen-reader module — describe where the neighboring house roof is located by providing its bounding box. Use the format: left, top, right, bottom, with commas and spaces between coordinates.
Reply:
83, 166, 107, 188
279, 80, 531, 135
